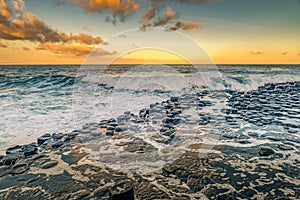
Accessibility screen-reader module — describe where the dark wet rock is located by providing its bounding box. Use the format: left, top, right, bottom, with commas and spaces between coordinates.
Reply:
227, 82, 300, 129
6, 145, 24, 155
37, 133, 52, 146
237, 139, 251, 144
124, 111, 131, 115
286, 137, 300, 144
99, 120, 109, 124
107, 126, 115, 131
154, 135, 173, 144
40, 160, 58, 169
134, 174, 171, 200
94, 185, 110, 199
162, 163, 176, 175
161, 130, 174, 137
64, 132, 78, 142
106, 130, 114, 136
67, 189, 91, 199
287, 129, 298, 134
173, 118, 183, 125
265, 136, 283, 142
0, 165, 10, 177
161, 123, 173, 129
10, 163, 29, 174
117, 115, 130, 122
115, 126, 127, 132
123, 138, 157, 153
109, 123, 118, 127
0, 173, 40, 190
109, 180, 134, 200
108, 118, 116, 123
27, 170, 83, 196
100, 124, 108, 128
32, 156, 51, 168
31, 154, 47, 162
222, 133, 237, 139
162, 117, 173, 124
160, 127, 170, 133
278, 144, 294, 151
259, 147, 275, 156
248, 132, 259, 138
23, 143, 38, 157
52, 140, 64, 149
1, 153, 23, 165
202, 185, 232, 199
170, 96, 179, 102
3, 188, 48, 200
162, 152, 222, 192
166, 113, 174, 118
239, 188, 257, 198
52, 133, 64, 140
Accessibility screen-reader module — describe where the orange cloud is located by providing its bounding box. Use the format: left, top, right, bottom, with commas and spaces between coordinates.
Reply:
0, 0, 108, 58
36, 42, 115, 57
0, 0, 11, 19
0, 11, 62, 42
70, 0, 139, 21
0, 8, 102, 45
168, 20, 202, 31
60, 33, 103, 45
140, 6, 156, 22
141, 6, 178, 29
249, 51, 265, 55
140, 6, 201, 31
12, 0, 25, 11
154, 7, 177, 26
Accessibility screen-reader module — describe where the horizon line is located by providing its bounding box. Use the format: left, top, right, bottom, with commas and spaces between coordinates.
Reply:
0, 63, 300, 66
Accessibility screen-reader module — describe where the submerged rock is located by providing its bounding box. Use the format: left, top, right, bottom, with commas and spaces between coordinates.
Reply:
37, 134, 52, 146
259, 147, 275, 156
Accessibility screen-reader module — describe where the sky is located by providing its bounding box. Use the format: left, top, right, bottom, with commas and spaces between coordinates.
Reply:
0, 0, 299, 64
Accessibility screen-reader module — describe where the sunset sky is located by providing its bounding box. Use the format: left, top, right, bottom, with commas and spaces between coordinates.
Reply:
0, 0, 300, 64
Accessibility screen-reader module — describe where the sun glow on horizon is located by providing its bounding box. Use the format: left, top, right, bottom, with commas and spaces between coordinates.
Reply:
111, 49, 190, 64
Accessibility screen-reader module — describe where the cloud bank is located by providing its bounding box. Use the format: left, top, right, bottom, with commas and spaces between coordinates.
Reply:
140, 5, 201, 31
68, 0, 204, 30
0, 0, 112, 57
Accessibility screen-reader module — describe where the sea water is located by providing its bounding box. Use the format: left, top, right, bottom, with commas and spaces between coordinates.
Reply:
0, 64, 299, 153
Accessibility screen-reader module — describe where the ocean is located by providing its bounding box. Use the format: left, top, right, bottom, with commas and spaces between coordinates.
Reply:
0, 65, 300, 151
0, 64, 299, 152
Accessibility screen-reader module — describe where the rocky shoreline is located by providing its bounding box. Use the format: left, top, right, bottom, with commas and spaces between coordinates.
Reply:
0, 81, 299, 199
